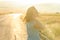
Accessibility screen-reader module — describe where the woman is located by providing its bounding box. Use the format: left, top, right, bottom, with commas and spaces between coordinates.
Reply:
24, 6, 43, 40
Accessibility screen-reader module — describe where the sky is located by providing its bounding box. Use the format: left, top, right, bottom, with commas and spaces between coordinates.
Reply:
35, 4, 60, 13
0, 0, 60, 4
0, 0, 60, 13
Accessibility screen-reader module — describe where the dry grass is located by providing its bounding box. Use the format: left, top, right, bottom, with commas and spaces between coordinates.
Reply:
38, 13, 60, 40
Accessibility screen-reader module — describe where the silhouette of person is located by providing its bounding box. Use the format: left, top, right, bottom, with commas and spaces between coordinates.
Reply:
24, 6, 43, 40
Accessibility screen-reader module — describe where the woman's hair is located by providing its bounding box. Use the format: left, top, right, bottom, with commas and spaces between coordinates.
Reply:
24, 6, 39, 22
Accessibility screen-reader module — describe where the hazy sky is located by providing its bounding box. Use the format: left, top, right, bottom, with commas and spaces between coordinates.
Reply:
0, 0, 60, 4
0, 0, 60, 13
35, 4, 60, 13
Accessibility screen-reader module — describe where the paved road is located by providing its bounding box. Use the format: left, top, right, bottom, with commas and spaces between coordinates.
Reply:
0, 13, 27, 40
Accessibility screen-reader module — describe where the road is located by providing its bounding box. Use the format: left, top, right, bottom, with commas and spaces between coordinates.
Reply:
0, 13, 27, 40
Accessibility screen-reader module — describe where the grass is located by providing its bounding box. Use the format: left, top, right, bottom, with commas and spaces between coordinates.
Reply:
38, 13, 60, 40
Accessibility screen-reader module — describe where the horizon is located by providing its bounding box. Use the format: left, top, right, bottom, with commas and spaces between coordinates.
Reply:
0, 1, 60, 14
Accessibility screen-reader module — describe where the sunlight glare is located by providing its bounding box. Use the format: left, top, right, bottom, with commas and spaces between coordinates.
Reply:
10, 13, 22, 19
